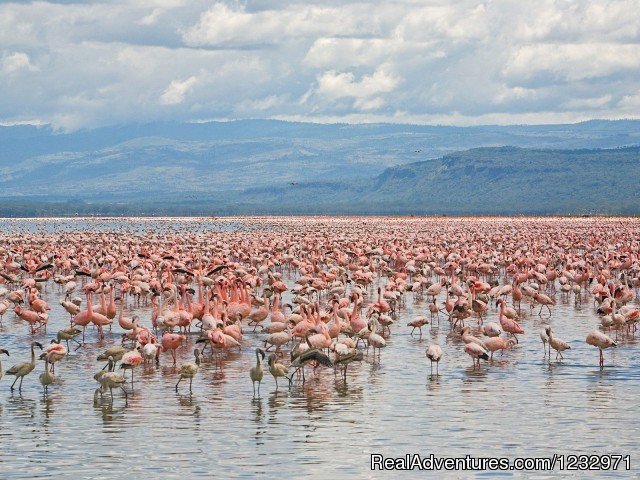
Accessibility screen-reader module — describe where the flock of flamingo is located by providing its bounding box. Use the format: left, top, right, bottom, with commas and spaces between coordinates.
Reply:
0, 217, 637, 405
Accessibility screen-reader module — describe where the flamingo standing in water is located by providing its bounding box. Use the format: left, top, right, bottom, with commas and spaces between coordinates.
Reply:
160, 332, 186, 365
546, 326, 571, 360
90, 300, 113, 340
533, 292, 556, 316
497, 299, 524, 343
482, 337, 515, 360
586, 330, 617, 367
464, 343, 489, 369
425, 344, 442, 375
249, 348, 265, 397
13, 306, 42, 334
120, 349, 143, 389
175, 348, 201, 393
267, 353, 289, 390
71, 290, 93, 342
39, 357, 55, 394
540, 326, 550, 357
60, 299, 81, 323
248, 290, 269, 331
407, 316, 429, 337
40, 340, 67, 373
348, 294, 367, 334
5, 341, 43, 391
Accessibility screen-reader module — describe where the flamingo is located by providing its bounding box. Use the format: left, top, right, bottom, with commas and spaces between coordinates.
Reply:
119, 349, 143, 389
13, 305, 43, 334
175, 348, 201, 393
98, 357, 128, 405
497, 299, 524, 343
586, 330, 617, 367
464, 342, 489, 369
425, 344, 442, 376
407, 316, 429, 337
267, 353, 289, 390
40, 340, 67, 373
160, 332, 186, 365
248, 289, 269, 331
333, 347, 363, 380
264, 329, 291, 356
71, 290, 93, 342
540, 326, 550, 357
39, 357, 55, 394
533, 292, 556, 316
546, 326, 571, 360
367, 317, 386, 358
5, 341, 43, 391
482, 337, 515, 360
249, 348, 265, 397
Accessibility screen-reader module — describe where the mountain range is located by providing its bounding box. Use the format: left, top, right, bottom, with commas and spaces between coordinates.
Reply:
0, 119, 639, 215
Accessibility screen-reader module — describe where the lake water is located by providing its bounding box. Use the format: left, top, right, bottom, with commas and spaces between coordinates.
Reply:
0, 217, 638, 479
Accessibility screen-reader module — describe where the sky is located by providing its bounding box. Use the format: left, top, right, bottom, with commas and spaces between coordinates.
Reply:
1, 0, 640, 131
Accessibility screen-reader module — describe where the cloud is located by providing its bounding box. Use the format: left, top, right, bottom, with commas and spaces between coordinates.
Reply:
182, 3, 387, 47
0, 0, 638, 130
2, 51, 38, 74
160, 76, 198, 105
503, 43, 640, 83
314, 66, 399, 110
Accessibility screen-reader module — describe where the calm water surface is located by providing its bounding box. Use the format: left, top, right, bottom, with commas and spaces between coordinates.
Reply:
0, 218, 638, 479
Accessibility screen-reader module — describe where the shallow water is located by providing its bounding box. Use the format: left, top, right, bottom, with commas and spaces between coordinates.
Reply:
0, 217, 638, 479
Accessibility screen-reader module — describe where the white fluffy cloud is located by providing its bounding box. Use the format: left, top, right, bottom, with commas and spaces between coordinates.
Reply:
2, 51, 38, 74
0, 0, 639, 130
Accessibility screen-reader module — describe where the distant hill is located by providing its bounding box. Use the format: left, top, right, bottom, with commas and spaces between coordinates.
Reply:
0, 120, 639, 215
368, 146, 640, 214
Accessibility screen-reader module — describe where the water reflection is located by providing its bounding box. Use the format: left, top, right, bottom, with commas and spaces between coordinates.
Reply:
40, 396, 55, 427
6, 394, 37, 419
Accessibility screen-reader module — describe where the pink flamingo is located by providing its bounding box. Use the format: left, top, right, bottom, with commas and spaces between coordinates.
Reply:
497, 299, 524, 343
71, 291, 93, 342
13, 305, 42, 334
40, 340, 67, 373
90, 296, 113, 340
482, 337, 516, 360
160, 332, 186, 365
465, 343, 489, 369
349, 293, 367, 334
120, 349, 143, 389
